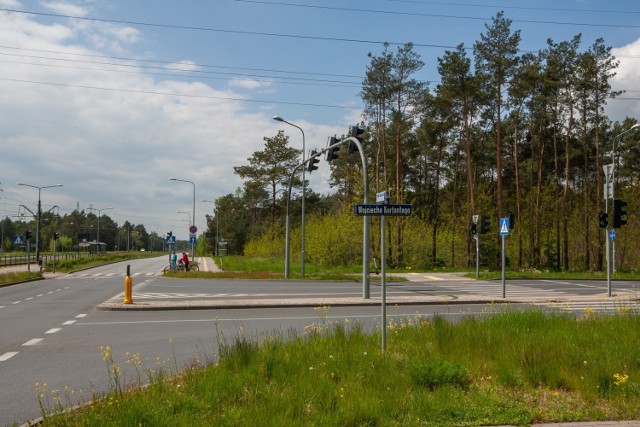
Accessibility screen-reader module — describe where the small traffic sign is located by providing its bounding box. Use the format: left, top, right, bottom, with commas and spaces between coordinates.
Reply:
13, 235, 24, 245
609, 229, 616, 241
376, 191, 389, 204
189, 225, 197, 234
472, 215, 479, 224
499, 218, 509, 235
190, 236, 197, 244
166, 235, 176, 244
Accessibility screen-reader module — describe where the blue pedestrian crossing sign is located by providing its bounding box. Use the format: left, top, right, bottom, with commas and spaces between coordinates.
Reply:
166, 235, 176, 244
499, 218, 509, 235
13, 235, 24, 245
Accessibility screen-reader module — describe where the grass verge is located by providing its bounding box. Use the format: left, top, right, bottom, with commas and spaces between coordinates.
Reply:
0, 271, 42, 285
38, 308, 640, 426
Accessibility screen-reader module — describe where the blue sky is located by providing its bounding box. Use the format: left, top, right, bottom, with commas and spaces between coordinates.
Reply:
1, 0, 640, 241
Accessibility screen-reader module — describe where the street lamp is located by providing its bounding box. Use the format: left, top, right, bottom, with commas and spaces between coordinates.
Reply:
608, 123, 640, 288
202, 199, 218, 257
273, 115, 307, 277
17, 182, 63, 264
88, 207, 113, 243
170, 177, 196, 256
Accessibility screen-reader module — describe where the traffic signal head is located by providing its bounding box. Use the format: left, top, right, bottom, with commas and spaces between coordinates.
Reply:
471, 223, 477, 236
347, 140, 359, 154
25, 230, 32, 240
480, 215, 490, 234
508, 212, 515, 230
613, 199, 628, 228
307, 149, 320, 172
598, 212, 608, 228
325, 136, 341, 162
348, 125, 365, 141
168, 231, 173, 237
53, 232, 59, 240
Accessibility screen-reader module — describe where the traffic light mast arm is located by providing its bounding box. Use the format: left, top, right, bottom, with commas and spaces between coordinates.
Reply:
19, 204, 36, 217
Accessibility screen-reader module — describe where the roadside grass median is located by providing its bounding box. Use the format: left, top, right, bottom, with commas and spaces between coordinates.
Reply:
37, 308, 640, 426
0, 271, 42, 285
46, 252, 161, 273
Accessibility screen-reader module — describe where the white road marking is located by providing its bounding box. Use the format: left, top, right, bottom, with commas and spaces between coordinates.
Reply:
0, 352, 19, 362
75, 314, 87, 318
12, 301, 20, 304
45, 328, 62, 334
25, 297, 33, 301
22, 338, 44, 346
37, 294, 44, 297
62, 320, 77, 326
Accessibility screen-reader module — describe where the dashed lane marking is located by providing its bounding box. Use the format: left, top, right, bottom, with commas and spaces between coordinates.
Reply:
22, 338, 44, 346
0, 352, 19, 362
45, 328, 62, 334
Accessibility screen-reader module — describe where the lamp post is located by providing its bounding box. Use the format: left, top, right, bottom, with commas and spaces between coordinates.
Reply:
17, 182, 63, 264
170, 177, 196, 256
88, 207, 113, 244
273, 115, 307, 277
202, 199, 218, 257
610, 123, 640, 280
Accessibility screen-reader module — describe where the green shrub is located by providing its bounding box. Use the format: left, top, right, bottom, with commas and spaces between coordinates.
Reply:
408, 358, 471, 390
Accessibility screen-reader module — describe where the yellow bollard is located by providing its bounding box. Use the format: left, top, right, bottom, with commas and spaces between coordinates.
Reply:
124, 264, 133, 304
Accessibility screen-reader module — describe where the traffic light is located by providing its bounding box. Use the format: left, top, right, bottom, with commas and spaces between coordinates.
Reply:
349, 125, 365, 141
508, 212, 515, 230
25, 230, 32, 240
613, 199, 628, 228
471, 223, 477, 236
53, 232, 59, 240
307, 149, 320, 172
168, 231, 173, 237
325, 136, 341, 162
598, 212, 608, 228
479, 215, 489, 234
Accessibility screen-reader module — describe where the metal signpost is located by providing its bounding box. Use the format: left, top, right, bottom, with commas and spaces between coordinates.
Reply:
603, 163, 613, 296
355, 200, 412, 352
472, 215, 479, 279
499, 217, 510, 298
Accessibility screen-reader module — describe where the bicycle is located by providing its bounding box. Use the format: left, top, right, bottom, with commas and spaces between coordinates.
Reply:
163, 261, 199, 273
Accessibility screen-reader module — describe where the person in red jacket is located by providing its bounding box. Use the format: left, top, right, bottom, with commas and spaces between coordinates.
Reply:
181, 252, 189, 271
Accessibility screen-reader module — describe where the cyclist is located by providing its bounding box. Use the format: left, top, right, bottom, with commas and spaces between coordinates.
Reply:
181, 252, 189, 271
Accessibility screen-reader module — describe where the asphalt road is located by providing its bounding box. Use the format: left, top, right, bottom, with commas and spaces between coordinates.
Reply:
0, 257, 638, 426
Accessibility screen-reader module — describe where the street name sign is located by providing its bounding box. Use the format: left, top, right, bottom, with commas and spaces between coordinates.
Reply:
354, 204, 412, 216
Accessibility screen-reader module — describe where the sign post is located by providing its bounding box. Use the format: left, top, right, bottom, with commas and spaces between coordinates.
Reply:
355, 201, 412, 352
499, 217, 510, 298
472, 215, 479, 279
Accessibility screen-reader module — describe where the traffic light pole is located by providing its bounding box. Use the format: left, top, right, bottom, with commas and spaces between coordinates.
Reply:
285, 137, 370, 299
475, 235, 479, 279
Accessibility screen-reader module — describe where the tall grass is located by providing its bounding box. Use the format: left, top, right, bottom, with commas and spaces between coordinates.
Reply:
39, 309, 640, 426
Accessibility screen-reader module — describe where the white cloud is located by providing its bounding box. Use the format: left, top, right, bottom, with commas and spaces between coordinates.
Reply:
229, 78, 272, 90
0, 8, 339, 238
608, 40, 640, 122
40, 1, 88, 17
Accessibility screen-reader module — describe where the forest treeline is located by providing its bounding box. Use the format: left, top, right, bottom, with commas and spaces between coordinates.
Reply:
211, 12, 640, 272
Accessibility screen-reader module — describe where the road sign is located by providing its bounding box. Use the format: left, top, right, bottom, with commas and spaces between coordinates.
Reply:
472, 215, 479, 224
604, 182, 613, 200
166, 235, 176, 244
499, 218, 510, 235
189, 225, 197, 234
13, 236, 24, 245
354, 204, 412, 216
376, 191, 389, 204
609, 229, 616, 241
190, 236, 196, 244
